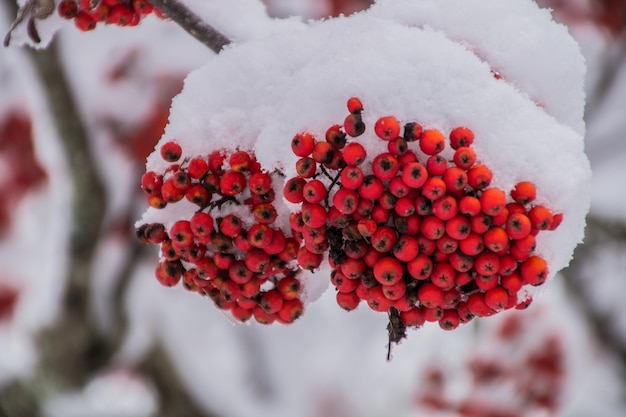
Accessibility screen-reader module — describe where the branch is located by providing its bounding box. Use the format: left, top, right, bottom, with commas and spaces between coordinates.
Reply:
149, 0, 232, 53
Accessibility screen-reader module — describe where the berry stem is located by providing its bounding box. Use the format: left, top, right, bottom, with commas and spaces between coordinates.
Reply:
319, 165, 342, 208
147, 0, 232, 53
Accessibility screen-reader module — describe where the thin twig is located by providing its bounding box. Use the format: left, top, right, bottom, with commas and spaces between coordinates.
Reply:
148, 0, 232, 53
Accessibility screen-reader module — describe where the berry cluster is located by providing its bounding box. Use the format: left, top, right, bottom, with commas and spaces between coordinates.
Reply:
57, 0, 165, 32
137, 144, 304, 325
284, 97, 561, 339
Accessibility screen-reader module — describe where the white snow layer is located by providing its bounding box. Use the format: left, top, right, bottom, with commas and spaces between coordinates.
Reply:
143, 0, 590, 287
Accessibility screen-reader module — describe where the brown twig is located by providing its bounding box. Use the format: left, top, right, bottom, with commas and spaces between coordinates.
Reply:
148, 0, 232, 53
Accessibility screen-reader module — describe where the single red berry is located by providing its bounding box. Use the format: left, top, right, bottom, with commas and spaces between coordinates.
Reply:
347, 97, 364, 114
244, 248, 271, 273
480, 188, 507, 216
394, 197, 416, 217
400, 307, 425, 327
370, 205, 390, 224
467, 293, 495, 317
449, 127, 475, 150
425, 155, 447, 176
302, 179, 327, 204
253, 305, 276, 325
388, 137, 408, 156
474, 252, 500, 276
382, 279, 406, 301
366, 286, 394, 312
169, 220, 194, 248
283, 177, 306, 203
372, 153, 399, 181
336, 291, 360, 311
342, 142, 367, 166
442, 167, 468, 193
393, 235, 419, 262
453, 147, 476, 170
88, 3, 110, 22
58, 0, 79, 19
467, 165, 493, 190
430, 262, 456, 290
311, 141, 335, 164
295, 157, 317, 178
448, 252, 473, 273
407, 254, 433, 280
403, 122, 423, 142
155, 260, 184, 287
459, 233, 484, 256
291, 132, 316, 157
248, 172, 272, 195
420, 215, 445, 240
501, 272, 523, 294
459, 195, 481, 216
74, 11, 97, 31
528, 205, 554, 230
219, 171, 246, 196
520, 255, 549, 285
326, 124, 347, 149
418, 283, 444, 309
340, 165, 364, 190
141, 171, 163, 195
107, 5, 136, 26
231, 305, 253, 323
436, 235, 458, 255
549, 212, 563, 230
484, 287, 509, 311
190, 212, 214, 237
401, 162, 428, 189
374, 116, 401, 141
419, 129, 445, 155
510, 181, 536, 205
185, 184, 211, 206
133, 0, 154, 14
344, 113, 365, 137
332, 188, 359, 215
445, 215, 471, 240
438, 310, 460, 331
248, 223, 274, 248
475, 273, 499, 291
506, 212, 532, 239
297, 247, 323, 271
432, 195, 458, 221
483, 226, 509, 252
358, 175, 384, 200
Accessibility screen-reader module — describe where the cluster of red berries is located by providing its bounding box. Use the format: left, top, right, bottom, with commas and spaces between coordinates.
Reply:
57, 0, 165, 32
137, 144, 304, 325
284, 97, 562, 335
416, 314, 564, 416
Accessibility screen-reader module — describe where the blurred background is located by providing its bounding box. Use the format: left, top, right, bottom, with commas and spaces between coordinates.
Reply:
0, 0, 625, 416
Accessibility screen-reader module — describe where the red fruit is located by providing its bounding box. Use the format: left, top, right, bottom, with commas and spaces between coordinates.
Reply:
475, 273, 498, 291
325, 124, 347, 149
459, 195, 481, 216
365, 286, 393, 312
107, 5, 136, 26
520, 255, 549, 285
344, 113, 365, 137
484, 287, 509, 311
169, 220, 193, 248
155, 260, 184, 287
228, 151, 252, 172
483, 227, 509, 252
253, 203, 278, 224
244, 248, 271, 273
420, 215, 445, 240
347, 97, 364, 114
474, 252, 500, 276
467, 293, 494, 317
358, 175, 384, 200
445, 215, 471, 240
141, 171, 163, 195
259, 290, 283, 314
89, 3, 110, 22
480, 188, 507, 216
311, 141, 334, 164
459, 233, 484, 256
439, 310, 460, 331
432, 195, 458, 221
74, 11, 97, 31
512, 233, 536, 254
371, 226, 398, 253
297, 247, 323, 271
277, 299, 304, 324
190, 212, 214, 237
336, 291, 360, 311
248, 224, 274, 248
276, 276, 301, 300
219, 171, 246, 196
510, 181, 536, 204
403, 122, 423, 142
231, 305, 253, 323
506, 212, 532, 239
370, 205, 390, 224
291, 132, 316, 157
295, 157, 317, 178
449, 252, 473, 273
470, 212, 492, 234
208, 151, 226, 174
373, 257, 403, 285
302, 179, 327, 204
430, 262, 456, 290
467, 165, 493, 190
342, 142, 367, 166
442, 167, 468, 193
449, 127, 475, 150
436, 235, 458, 255
58, 0, 79, 19
248, 172, 272, 195
394, 197, 415, 218
371, 153, 399, 181
426, 155, 447, 176
228, 261, 253, 284
401, 162, 428, 189
501, 272, 523, 294
549, 212, 563, 230
417, 283, 444, 309
340, 166, 364, 190
419, 129, 445, 155
332, 188, 359, 215
382, 279, 406, 301
393, 235, 419, 262
133, 0, 154, 14
374, 116, 401, 141
421, 177, 446, 200
528, 205, 554, 230
394, 214, 421, 235
283, 177, 306, 203
219, 214, 243, 237
388, 176, 410, 198
453, 147, 476, 170
388, 137, 408, 156
253, 305, 276, 324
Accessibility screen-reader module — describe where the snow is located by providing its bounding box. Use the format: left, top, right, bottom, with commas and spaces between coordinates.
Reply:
143, 0, 590, 287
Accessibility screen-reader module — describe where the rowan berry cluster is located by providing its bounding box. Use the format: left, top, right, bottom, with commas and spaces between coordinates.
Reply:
137, 144, 304, 325
57, 0, 164, 32
284, 97, 562, 335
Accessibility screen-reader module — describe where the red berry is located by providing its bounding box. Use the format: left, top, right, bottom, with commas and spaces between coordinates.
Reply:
374, 116, 401, 141
480, 188, 507, 216
401, 162, 428, 189
467, 165, 493, 190
371, 153, 399, 181
133, 0, 154, 14
442, 167, 468, 193
302, 179, 327, 204
342, 142, 367, 166
484, 287, 509, 311
403, 122, 423, 142
332, 188, 359, 215
326, 124, 347, 149
358, 175, 384, 200
337, 291, 360, 311
340, 166, 364, 190
483, 226, 509, 252
419, 129, 445, 155
506, 212, 532, 239
219, 171, 246, 196
58, 0, 79, 19
283, 177, 306, 203
74, 11, 97, 31
432, 195, 458, 221
407, 255, 433, 280
190, 212, 214, 237
347, 97, 364, 114
393, 235, 419, 262
418, 283, 444, 309
528, 205, 554, 230
510, 181, 536, 205
291, 132, 316, 157
107, 5, 136, 26
439, 310, 460, 330
421, 177, 447, 200
449, 127, 475, 150
520, 255, 548, 285
295, 157, 317, 178
445, 215, 471, 240
344, 113, 365, 137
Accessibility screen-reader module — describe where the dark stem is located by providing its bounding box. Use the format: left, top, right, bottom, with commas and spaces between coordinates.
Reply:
149, 0, 232, 53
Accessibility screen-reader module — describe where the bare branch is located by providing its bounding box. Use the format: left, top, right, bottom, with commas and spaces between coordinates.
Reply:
148, 0, 232, 53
